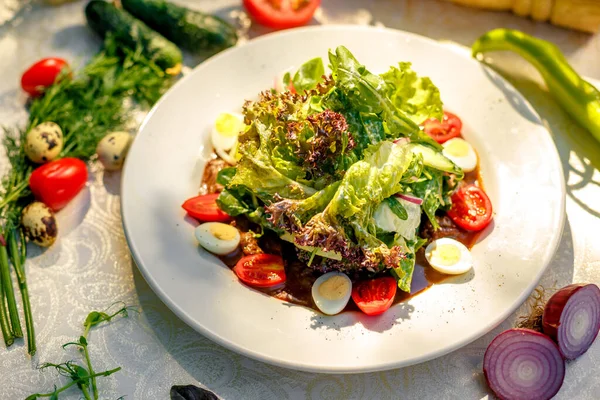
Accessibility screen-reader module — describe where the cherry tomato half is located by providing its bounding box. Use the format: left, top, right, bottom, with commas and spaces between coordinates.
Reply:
351, 277, 397, 316
233, 254, 286, 287
447, 184, 493, 232
21, 57, 69, 97
182, 193, 231, 222
29, 158, 88, 211
243, 0, 321, 30
422, 111, 462, 144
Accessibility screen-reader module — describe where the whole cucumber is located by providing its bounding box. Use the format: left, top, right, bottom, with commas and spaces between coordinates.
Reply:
85, 0, 183, 72
121, 0, 238, 54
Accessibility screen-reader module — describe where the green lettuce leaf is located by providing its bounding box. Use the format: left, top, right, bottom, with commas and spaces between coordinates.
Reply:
328, 46, 417, 134
327, 141, 412, 218
225, 46, 454, 284
289, 141, 414, 270
328, 46, 442, 149
291, 57, 325, 93
389, 236, 419, 292
381, 62, 443, 125
408, 167, 445, 229
230, 121, 317, 201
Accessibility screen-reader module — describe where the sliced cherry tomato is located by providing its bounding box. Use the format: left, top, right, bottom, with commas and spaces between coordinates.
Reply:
21, 57, 69, 97
447, 184, 493, 232
351, 277, 397, 316
422, 111, 462, 144
29, 158, 88, 211
233, 254, 286, 287
182, 193, 231, 222
243, 0, 321, 29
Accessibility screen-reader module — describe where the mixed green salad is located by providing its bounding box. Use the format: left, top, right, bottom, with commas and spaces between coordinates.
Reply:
213, 46, 467, 293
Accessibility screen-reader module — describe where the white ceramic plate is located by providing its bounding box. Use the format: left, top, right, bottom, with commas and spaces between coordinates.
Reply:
122, 26, 565, 373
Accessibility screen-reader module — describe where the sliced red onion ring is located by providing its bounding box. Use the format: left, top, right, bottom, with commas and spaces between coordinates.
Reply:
395, 193, 423, 205
0, 234, 5, 247
542, 283, 600, 360
484, 328, 565, 400
393, 137, 411, 146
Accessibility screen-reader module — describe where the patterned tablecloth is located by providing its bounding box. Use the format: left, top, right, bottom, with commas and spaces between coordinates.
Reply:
1, 1, 599, 399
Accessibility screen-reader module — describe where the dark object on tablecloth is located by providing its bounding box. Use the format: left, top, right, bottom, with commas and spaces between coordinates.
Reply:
170, 385, 219, 400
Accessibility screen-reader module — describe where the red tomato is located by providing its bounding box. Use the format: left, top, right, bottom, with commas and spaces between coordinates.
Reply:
29, 158, 88, 211
233, 254, 286, 287
351, 277, 397, 316
422, 111, 462, 144
243, 0, 321, 29
182, 193, 231, 222
21, 57, 69, 97
447, 184, 493, 232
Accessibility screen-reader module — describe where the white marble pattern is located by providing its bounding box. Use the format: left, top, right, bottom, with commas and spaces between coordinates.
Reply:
0, 0, 598, 399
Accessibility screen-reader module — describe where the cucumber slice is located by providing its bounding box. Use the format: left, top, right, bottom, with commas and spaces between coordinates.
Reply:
409, 143, 464, 178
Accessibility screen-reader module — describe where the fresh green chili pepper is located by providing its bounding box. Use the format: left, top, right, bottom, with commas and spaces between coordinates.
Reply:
472, 28, 600, 144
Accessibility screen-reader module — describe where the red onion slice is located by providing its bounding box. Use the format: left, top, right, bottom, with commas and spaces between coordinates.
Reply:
484, 328, 565, 400
542, 283, 600, 360
395, 193, 423, 205
393, 137, 411, 146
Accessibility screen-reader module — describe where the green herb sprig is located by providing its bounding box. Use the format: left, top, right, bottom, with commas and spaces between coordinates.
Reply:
0, 34, 174, 355
26, 303, 136, 400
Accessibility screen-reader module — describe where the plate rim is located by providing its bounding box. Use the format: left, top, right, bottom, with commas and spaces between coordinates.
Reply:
121, 24, 566, 373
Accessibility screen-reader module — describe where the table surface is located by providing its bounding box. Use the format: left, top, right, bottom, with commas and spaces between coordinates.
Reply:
1, 1, 599, 399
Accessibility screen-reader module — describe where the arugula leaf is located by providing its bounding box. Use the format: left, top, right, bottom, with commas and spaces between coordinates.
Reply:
409, 168, 445, 229
328, 46, 441, 148
360, 113, 387, 146
292, 57, 325, 93
216, 189, 251, 217
384, 196, 408, 220
329, 46, 415, 133
216, 167, 237, 186
216, 168, 257, 216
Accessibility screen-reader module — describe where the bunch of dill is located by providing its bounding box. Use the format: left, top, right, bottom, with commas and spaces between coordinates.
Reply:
0, 34, 174, 355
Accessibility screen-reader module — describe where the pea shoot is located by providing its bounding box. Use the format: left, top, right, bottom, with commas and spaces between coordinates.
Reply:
26, 303, 136, 400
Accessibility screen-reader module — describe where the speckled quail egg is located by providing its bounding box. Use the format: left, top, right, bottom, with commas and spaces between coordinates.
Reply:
195, 222, 241, 256
424, 237, 473, 275
25, 121, 63, 164
21, 202, 58, 247
96, 131, 132, 171
312, 272, 353, 315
